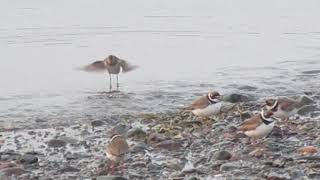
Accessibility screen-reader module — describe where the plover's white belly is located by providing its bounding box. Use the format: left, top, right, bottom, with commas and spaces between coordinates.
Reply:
106, 64, 121, 74
106, 152, 125, 162
274, 109, 297, 119
244, 122, 275, 138
192, 103, 222, 117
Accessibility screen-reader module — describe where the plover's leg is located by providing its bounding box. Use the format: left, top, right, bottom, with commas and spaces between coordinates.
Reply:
111, 161, 116, 175
116, 74, 119, 91
109, 73, 112, 92
120, 162, 125, 174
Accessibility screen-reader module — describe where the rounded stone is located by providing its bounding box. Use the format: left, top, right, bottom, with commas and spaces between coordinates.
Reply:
214, 150, 232, 160
48, 139, 67, 148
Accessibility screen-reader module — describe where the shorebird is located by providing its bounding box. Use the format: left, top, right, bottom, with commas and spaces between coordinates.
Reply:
186, 91, 223, 117
263, 97, 304, 121
238, 110, 276, 141
106, 134, 129, 174
81, 55, 137, 92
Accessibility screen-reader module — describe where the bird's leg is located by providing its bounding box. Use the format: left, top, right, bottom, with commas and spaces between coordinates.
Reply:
111, 161, 116, 175
250, 138, 258, 146
120, 162, 125, 174
116, 74, 119, 91
109, 73, 112, 92
236, 104, 243, 119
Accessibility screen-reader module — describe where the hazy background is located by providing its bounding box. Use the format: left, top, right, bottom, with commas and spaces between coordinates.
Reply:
0, 0, 319, 128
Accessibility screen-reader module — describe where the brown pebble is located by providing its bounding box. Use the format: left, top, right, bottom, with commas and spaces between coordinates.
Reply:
249, 148, 265, 158
297, 146, 318, 155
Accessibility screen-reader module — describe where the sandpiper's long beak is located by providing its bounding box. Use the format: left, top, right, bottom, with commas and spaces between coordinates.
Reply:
216, 95, 223, 100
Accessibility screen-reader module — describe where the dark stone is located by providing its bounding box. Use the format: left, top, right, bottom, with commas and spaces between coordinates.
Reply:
300, 95, 315, 105
266, 172, 291, 180
27, 131, 36, 135
60, 166, 80, 173
297, 105, 318, 116
91, 120, 105, 127
131, 142, 149, 153
108, 124, 130, 136
65, 153, 79, 160
301, 70, 320, 75
147, 133, 167, 144
222, 94, 250, 103
58, 136, 78, 145
126, 128, 147, 140
269, 126, 283, 138
220, 162, 240, 171
48, 139, 67, 148
20, 154, 38, 164
214, 150, 232, 160
0, 167, 25, 176
96, 176, 128, 180
297, 156, 320, 161
238, 85, 258, 91
155, 140, 183, 150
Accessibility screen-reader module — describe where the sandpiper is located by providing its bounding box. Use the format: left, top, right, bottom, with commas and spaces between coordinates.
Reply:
238, 110, 275, 140
186, 91, 222, 117
106, 134, 129, 174
82, 55, 137, 92
263, 97, 303, 121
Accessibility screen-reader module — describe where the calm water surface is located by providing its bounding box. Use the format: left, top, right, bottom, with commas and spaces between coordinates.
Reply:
0, 0, 319, 128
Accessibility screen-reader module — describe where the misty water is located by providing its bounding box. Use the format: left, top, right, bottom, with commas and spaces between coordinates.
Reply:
1, 0, 320, 129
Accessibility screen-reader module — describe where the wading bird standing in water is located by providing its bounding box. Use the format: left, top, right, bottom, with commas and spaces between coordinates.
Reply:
81, 55, 137, 92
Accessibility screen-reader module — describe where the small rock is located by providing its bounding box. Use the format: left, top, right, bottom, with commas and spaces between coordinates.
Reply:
0, 167, 25, 176
272, 159, 286, 168
269, 126, 283, 138
96, 176, 128, 180
0, 152, 21, 161
58, 136, 78, 145
220, 162, 240, 171
131, 161, 147, 168
165, 159, 183, 171
131, 142, 149, 153
91, 120, 105, 127
0, 174, 11, 180
313, 136, 320, 145
0, 162, 18, 170
222, 93, 250, 103
65, 153, 79, 160
298, 105, 318, 116
155, 140, 183, 150
48, 139, 67, 148
181, 162, 196, 173
214, 150, 232, 160
147, 133, 167, 144
300, 95, 315, 105
297, 156, 320, 161
126, 128, 147, 140
20, 154, 38, 164
297, 146, 318, 155
238, 85, 257, 91
0, 139, 4, 146
27, 131, 36, 135
302, 70, 320, 75
287, 136, 300, 142
109, 124, 130, 136
266, 172, 290, 180
60, 166, 80, 173
249, 148, 265, 158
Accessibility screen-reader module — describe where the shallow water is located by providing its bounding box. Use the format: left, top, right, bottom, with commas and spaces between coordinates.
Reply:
0, 0, 320, 129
